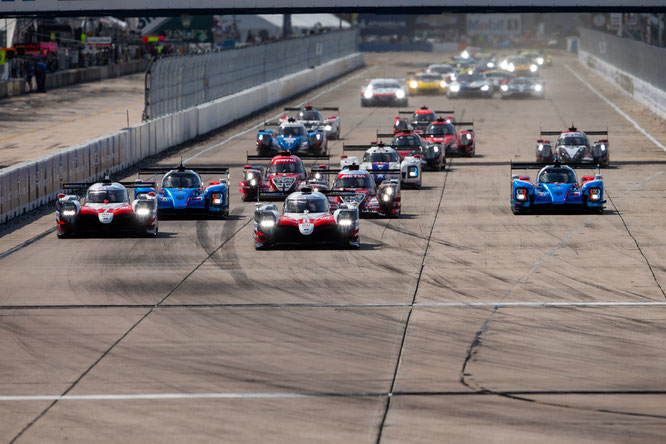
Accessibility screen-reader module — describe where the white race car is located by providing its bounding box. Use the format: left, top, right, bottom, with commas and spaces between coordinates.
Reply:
361, 78, 408, 107
341, 142, 422, 188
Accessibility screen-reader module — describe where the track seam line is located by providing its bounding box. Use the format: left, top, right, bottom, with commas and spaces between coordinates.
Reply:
375, 160, 451, 444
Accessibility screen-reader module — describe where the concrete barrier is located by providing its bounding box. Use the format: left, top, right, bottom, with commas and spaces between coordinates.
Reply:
0, 53, 364, 223
579, 49, 666, 121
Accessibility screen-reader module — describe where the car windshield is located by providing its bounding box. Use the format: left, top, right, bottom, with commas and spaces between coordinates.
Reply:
267, 161, 304, 174
394, 119, 410, 132
364, 151, 400, 163
512, 57, 532, 65
298, 110, 321, 121
280, 126, 305, 136
412, 112, 435, 122
559, 135, 588, 146
425, 123, 455, 136
370, 80, 399, 89
538, 168, 576, 183
456, 73, 485, 82
392, 136, 421, 147
429, 65, 453, 74
333, 175, 375, 189
417, 74, 442, 82
162, 172, 201, 188
86, 188, 128, 203
284, 196, 328, 213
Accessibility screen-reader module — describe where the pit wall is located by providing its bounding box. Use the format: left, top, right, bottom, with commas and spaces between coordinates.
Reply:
0, 53, 364, 223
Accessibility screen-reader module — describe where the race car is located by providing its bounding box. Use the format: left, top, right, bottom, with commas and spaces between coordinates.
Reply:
397, 106, 454, 133
361, 78, 408, 107
55, 178, 158, 238
421, 117, 475, 157
376, 129, 440, 172
240, 151, 329, 201
426, 64, 456, 82
341, 142, 423, 187
460, 46, 482, 60
499, 55, 538, 75
406, 72, 447, 95
518, 49, 552, 67
255, 118, 327, 156
309, 164, 401, 218
447, 72, 493, 98
484, 70, 514, 92
253, 188, 360, 249
500, 76, 545, 99
137, 163, 230, 218
510, 161, 605, 214
392, 116, 412, 134
282, 104, 341, 140
536, 126, 609, 167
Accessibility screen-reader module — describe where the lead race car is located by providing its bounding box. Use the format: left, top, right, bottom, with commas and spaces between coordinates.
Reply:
255, 118, 327, 156
240, 151, 329, 201
536, 126, 609, 167
253, 188, 360, 249
282, 104, 341, 140
137, 163, 230, 218
340, 141, 422, 187
56, 178, 158, 238
510, 161, 605, 214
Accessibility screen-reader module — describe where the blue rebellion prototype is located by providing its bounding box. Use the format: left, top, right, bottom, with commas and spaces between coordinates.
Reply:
510, 161, 605, 214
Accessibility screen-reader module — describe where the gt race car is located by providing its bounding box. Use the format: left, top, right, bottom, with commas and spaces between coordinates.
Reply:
282, 104, 341, 140
341, 142, 423, 187
407, 72, 447, 95
537, 126, 609, 167
56, 178, 158, 238
447, 72, 493, 98
361, 78, 408, 107
256, 118, 327, 156
137, 163, 230, 218
500, 76, 545, 99
499, 55, 538, 75
309, 164, 402, 217
511, 161, 605, 214
421, 117, 475, 157
240, 151, 329, 201
253, 188, 360, 249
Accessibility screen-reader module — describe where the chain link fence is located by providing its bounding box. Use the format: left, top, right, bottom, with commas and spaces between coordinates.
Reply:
579, 27, 666, 92
143, 29, 358, 121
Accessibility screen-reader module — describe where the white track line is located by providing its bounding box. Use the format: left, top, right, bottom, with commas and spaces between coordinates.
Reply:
565, 64, 666, 153
184, 66, 376, 162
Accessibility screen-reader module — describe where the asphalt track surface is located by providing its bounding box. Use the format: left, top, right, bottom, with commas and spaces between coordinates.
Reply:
1, 52, 666, 443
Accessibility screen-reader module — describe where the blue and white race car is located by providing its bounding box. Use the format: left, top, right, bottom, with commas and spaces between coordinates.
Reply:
256, 117, 327, 156
510, 161, 605, 214
137, 163, 230, 218
341, 142, 422, 188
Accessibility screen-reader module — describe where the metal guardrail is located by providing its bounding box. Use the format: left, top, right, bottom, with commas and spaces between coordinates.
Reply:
143, 29, 358, 121
579, 27, 666, 92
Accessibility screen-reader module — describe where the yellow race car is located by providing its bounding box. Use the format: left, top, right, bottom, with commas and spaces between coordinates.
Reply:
518, 49, 552, 67
499, 55, 538, 75
407, 72, 447, 95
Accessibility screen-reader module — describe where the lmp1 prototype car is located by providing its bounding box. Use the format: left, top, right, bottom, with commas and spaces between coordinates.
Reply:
447, 72, 493, 98
421, 117, 475, 157
406, 72, 447, 95
282, 104, 341, 140
361, 78, 408, 107
240, 151, 329, 201
378, 126, 446, 171
537, 126, 609, 167
397, 106, 454, 133
341, 142, 423, 187
309, 164, 401, 217
253, 188, 360, 249
56, 178, 158, 238
500, 76, 545, 98
511, 161, 605, 214
137, 164, 229, 218
256, 118, 327, 156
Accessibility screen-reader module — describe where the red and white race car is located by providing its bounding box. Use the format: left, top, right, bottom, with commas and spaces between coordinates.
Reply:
253, 188, 360, 249
421, 116, 475, 157
240, 151, 328, 201
55, 178, 158, 238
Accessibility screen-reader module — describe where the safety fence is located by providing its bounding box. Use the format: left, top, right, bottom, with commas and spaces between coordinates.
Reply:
0, 53, 364, 223
143, 29, 358, 121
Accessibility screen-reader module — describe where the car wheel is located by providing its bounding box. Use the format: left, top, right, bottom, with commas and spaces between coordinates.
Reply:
56, 230, 70, 239
512, 207, 524, 215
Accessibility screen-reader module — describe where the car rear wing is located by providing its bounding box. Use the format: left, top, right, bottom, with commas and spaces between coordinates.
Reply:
540, 129, 608, 136
452, 121, 474, 127
284, 106, 339, 112
246, 153, 330, 162
139, 166, 229, 175
510, 161, 601, 170
399, 109, 455, 115
343, 144, 378, 151
311, 167, 401, 174
62, 180, 156, 190
376, 133, 395, 139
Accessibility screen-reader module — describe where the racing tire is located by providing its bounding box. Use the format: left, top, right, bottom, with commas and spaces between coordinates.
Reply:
145, 226, 158, 238
595, 207, 604, 215
56, 230, 71, 239
511, 207, 525, 215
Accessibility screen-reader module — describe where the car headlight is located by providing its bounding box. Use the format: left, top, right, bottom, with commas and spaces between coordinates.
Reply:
62, 209, 76, 216
501, 84, 509, 91
408, 166, 418, 177
449, 84, 460, 92
316, 133, 321, 140
589, 188, 601, 201
246, 172, 255, 180
465, 133, 472, 140
450, 74, 456, 81
461, 50, 469, 59
259, 218, 275, 228
211, 193, 222, 205
395, 89, 405, 99
440, 80, 447, 87
515, 188, 528, 201
600, 144, 606, 151
324, 125, 332, 131
487, 62, 495, 68
530, 64, 538, 72
338, 218, 353, 227
481, 84, 490, 91
537, 57, 544, 65
249, 179, 257, 186
433, 145, 439, 152
409, 80, 418, 89
508, 63, 515, 72
258, 134, 263, 140
534, 84, 542, 92
363, 89, 373, 99
384, 186, 394, 195
136, 208, 151, 216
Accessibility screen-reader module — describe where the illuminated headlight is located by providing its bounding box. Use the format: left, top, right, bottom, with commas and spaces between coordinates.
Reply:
534, 84, 542, 92
487, 62, 495, 68
136, 208, 151, 216
384, 187, 394, 195
440, 80, 447, 88
501, 84, 509, 91
449, 84, 460, 93
258, 134, 263, 141
246, 172, 255, 180
395, 89, 405, 99
316, 133, 321, 140
260, 219, 275, 228
600, 144, 606, 151
433, 145, 439, 152
408, 167, 418, 177
62, 209, 76, 216
450, 74, 456, 81
324, 125, 332, 131
508, 64, 515, 72
211, 193, 222, 205
530, 64, 538, 72
249, 179, 257, 186
500, 61, 508, 70
363, 89, 373, 99
481, 84, 490, 91
382, 194, 391, 202
537, 57, 544, 65
461, 50, 469, 59
589, 188, 601, 201
515, 188, 528, 201
338, 218, 353, 227
465, 133, 472, 140
409, 80, 418, 89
